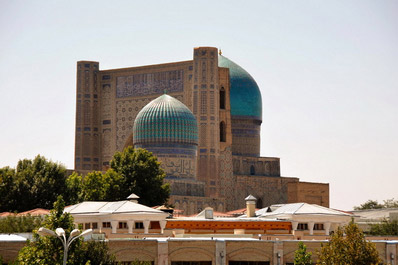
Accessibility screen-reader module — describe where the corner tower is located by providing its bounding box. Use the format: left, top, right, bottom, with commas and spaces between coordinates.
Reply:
75, 61, 101, 170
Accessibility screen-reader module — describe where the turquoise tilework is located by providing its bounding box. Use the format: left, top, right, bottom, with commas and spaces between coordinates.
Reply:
218, 55, 262, 120
133, 94, 198, 145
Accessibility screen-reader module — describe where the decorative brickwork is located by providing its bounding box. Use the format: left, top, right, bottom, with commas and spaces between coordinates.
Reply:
231, 118, 261, 157
116, 70, 184, 98
116, 98, 154, 150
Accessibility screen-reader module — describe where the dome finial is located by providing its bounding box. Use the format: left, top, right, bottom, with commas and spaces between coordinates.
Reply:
164, 89, 167, 94
219, 49, 222, 55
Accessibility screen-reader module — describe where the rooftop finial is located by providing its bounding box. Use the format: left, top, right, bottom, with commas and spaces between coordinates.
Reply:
219, 49, 222, 55
164, 89, 167, 94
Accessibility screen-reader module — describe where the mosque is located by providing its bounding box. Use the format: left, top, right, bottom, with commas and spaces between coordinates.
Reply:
74, 46, 329, 214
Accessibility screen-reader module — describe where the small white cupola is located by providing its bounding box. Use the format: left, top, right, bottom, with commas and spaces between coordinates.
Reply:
127, 193, 140, 203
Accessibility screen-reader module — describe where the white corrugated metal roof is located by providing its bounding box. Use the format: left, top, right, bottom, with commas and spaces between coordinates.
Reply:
65, 201, 167, 215
258, 203, 352, 218
0, 234, 27, 241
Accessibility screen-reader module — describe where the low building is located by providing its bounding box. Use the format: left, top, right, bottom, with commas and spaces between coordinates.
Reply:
64, 195, 169, 238
254, 202, 353, 238
3, 197, 397, 264
353, 208, 398, 232
166, 207, 292, 238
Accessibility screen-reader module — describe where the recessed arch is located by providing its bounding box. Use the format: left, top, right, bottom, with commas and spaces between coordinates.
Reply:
250, 165, 255, 175
113, 248, 156, 262
169, 247, 214, 262
220, 87, 226, 109
227, 246, 272, 261
220, 121, 226, 142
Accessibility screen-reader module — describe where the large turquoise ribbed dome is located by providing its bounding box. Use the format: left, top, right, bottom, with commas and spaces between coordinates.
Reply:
133, 94, 198, 145
218, 55, 262, 120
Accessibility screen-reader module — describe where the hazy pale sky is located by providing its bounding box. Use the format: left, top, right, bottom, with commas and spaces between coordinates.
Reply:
0, 0, 397, 210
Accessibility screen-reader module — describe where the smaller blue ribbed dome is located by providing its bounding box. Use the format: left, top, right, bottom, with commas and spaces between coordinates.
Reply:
218, 55, 262, 120
133, 94, 198, 145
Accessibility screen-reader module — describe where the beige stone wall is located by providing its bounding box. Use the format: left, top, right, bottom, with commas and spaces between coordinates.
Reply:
108, 239, 158, 263
226, 241, 273, 262
0, 241, 25, 263
287, 181, 330, 207
2, 238, 396, 264
283, 241, 321, 264
168, 240, 216, 263
375, 241, 387, 263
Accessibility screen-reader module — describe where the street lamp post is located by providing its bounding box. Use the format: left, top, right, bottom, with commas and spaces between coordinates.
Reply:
37, 227, 93, 265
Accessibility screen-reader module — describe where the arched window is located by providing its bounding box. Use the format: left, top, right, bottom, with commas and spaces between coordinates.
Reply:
220, 87, 225, 109
250, 165, 255, 175
220, 121, 226, 142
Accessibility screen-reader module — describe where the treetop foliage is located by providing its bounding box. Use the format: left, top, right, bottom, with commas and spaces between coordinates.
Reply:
317, 221, 381, 265
66, 147, 170, 205
354, 198, 398, 210
110, 147, 170, 206
0, 155, 75, 212
0, 148, 171, 213
294, 242, 312, 265
0, 214, 44, 233
369, 219, 398, 236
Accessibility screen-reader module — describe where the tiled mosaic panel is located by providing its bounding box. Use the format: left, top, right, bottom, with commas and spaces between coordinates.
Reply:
115, 98, 152, 150
116, 70, 184, 98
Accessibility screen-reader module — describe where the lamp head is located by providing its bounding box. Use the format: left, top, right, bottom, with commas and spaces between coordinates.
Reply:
80, 229, 93, 237
37, 227, 56, 237
55, 228, 66, 237
70, 229, 80, 238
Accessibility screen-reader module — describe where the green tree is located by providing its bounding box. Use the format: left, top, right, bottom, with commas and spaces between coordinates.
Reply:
0, 166, 18, 211
16, 196, 81, 264
80, 170, 124, 201
317, 221, 381, 265
16, 196, 116, 265
294, 242, 312, 265
382, 198, 398, 208
354, 198, 398, 210
354, 200, 383, 210
81, 171, 109, 201
369, 219, 398, 236
0, 156, 80, 212
65, 172, 83, 204
0, 215, 44, 233
110, 147, 170, 206
79, 241, 116, 265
